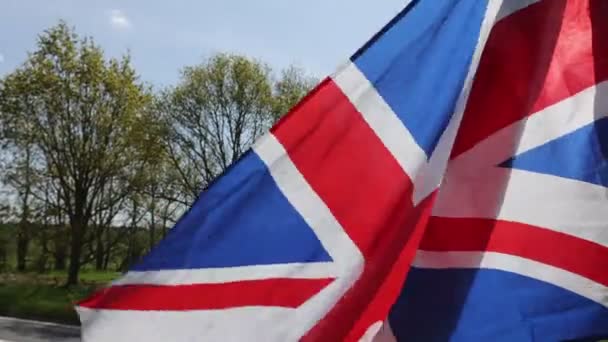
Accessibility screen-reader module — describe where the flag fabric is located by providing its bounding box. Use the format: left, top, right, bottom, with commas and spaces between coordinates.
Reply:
76, 1, 608, 341
385, 0, 608, 341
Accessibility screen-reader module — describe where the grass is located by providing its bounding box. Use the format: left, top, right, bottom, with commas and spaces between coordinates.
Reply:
42, 270, 120, 285
0, 283, 88, 325
0, 271, 120, 325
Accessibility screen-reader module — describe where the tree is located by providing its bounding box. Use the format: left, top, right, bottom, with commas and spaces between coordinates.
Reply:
2, 142, 41, 271
160, 53, 316, 202
0, 22, 163, 285
89, 176, 126, 271
139, 159, 183, 251
271, 65, 318, 120
0, 78, 44, 272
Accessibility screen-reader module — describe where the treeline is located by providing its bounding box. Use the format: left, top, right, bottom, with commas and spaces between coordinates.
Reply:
0, 22, 317, 285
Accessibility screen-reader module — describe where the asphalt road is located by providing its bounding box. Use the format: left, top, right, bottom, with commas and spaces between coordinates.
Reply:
0, 316, 80, 342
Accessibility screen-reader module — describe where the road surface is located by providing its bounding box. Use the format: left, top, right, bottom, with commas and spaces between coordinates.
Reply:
0, 316, 80, 342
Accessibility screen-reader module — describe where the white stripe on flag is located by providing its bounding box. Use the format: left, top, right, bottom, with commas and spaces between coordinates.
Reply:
496, 0, 542, 22
433, 82, 608, 247
253, 132, 365, 339
331, 62, 427, 193
113, 262, 337, 286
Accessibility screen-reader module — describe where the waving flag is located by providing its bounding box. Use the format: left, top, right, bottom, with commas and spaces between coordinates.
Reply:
387, 0, 608, 341
77, 0, 608, 341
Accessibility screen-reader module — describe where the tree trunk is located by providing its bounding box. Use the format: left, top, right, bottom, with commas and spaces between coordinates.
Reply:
103, 248, 111, 271
149, 214, 156, 252
94, 226, 104, 271
17, 146, 33, 272
66, 216, 85, 286
36, 228, 50, 273
122, 200, 139, 272
161, 209, 170, 239
54, 249, 67, 270
95, 249, 104, 270
53, 225, 68, 270
0, 244, 7, 271
122, 232, 134, 273
16, 231, 29, 272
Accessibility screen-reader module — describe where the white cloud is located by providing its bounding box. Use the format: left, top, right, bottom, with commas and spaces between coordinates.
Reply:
109, 9, 131, 30
0, 54, 4, 63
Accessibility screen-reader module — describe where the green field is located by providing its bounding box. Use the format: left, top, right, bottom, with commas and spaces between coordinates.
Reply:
0, 224, 126, 325
0, 271, 119, 325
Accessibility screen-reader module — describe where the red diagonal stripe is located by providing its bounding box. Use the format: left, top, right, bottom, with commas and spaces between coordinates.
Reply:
273, 79, 417, 264
77, 278, 334, 311
452, 0, 608, 158
272, 79, 429, 341
420, 216, 608, 287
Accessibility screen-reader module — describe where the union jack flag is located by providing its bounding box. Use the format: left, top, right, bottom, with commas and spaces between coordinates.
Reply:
77, 1, 608, 341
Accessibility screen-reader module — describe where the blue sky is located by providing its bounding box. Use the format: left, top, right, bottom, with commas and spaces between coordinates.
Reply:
0, 1, 407, 87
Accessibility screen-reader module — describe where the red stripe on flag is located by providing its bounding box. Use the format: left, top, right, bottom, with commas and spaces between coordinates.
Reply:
343, 194, 436, 342
420, 216, 608, 287
77, 278, 334, 311
272, 80, 430, 341
452, 0, 608, 158
273, 80, 417, 263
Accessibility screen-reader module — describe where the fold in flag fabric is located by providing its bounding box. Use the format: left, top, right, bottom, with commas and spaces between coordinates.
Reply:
76, 1, 608, 341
